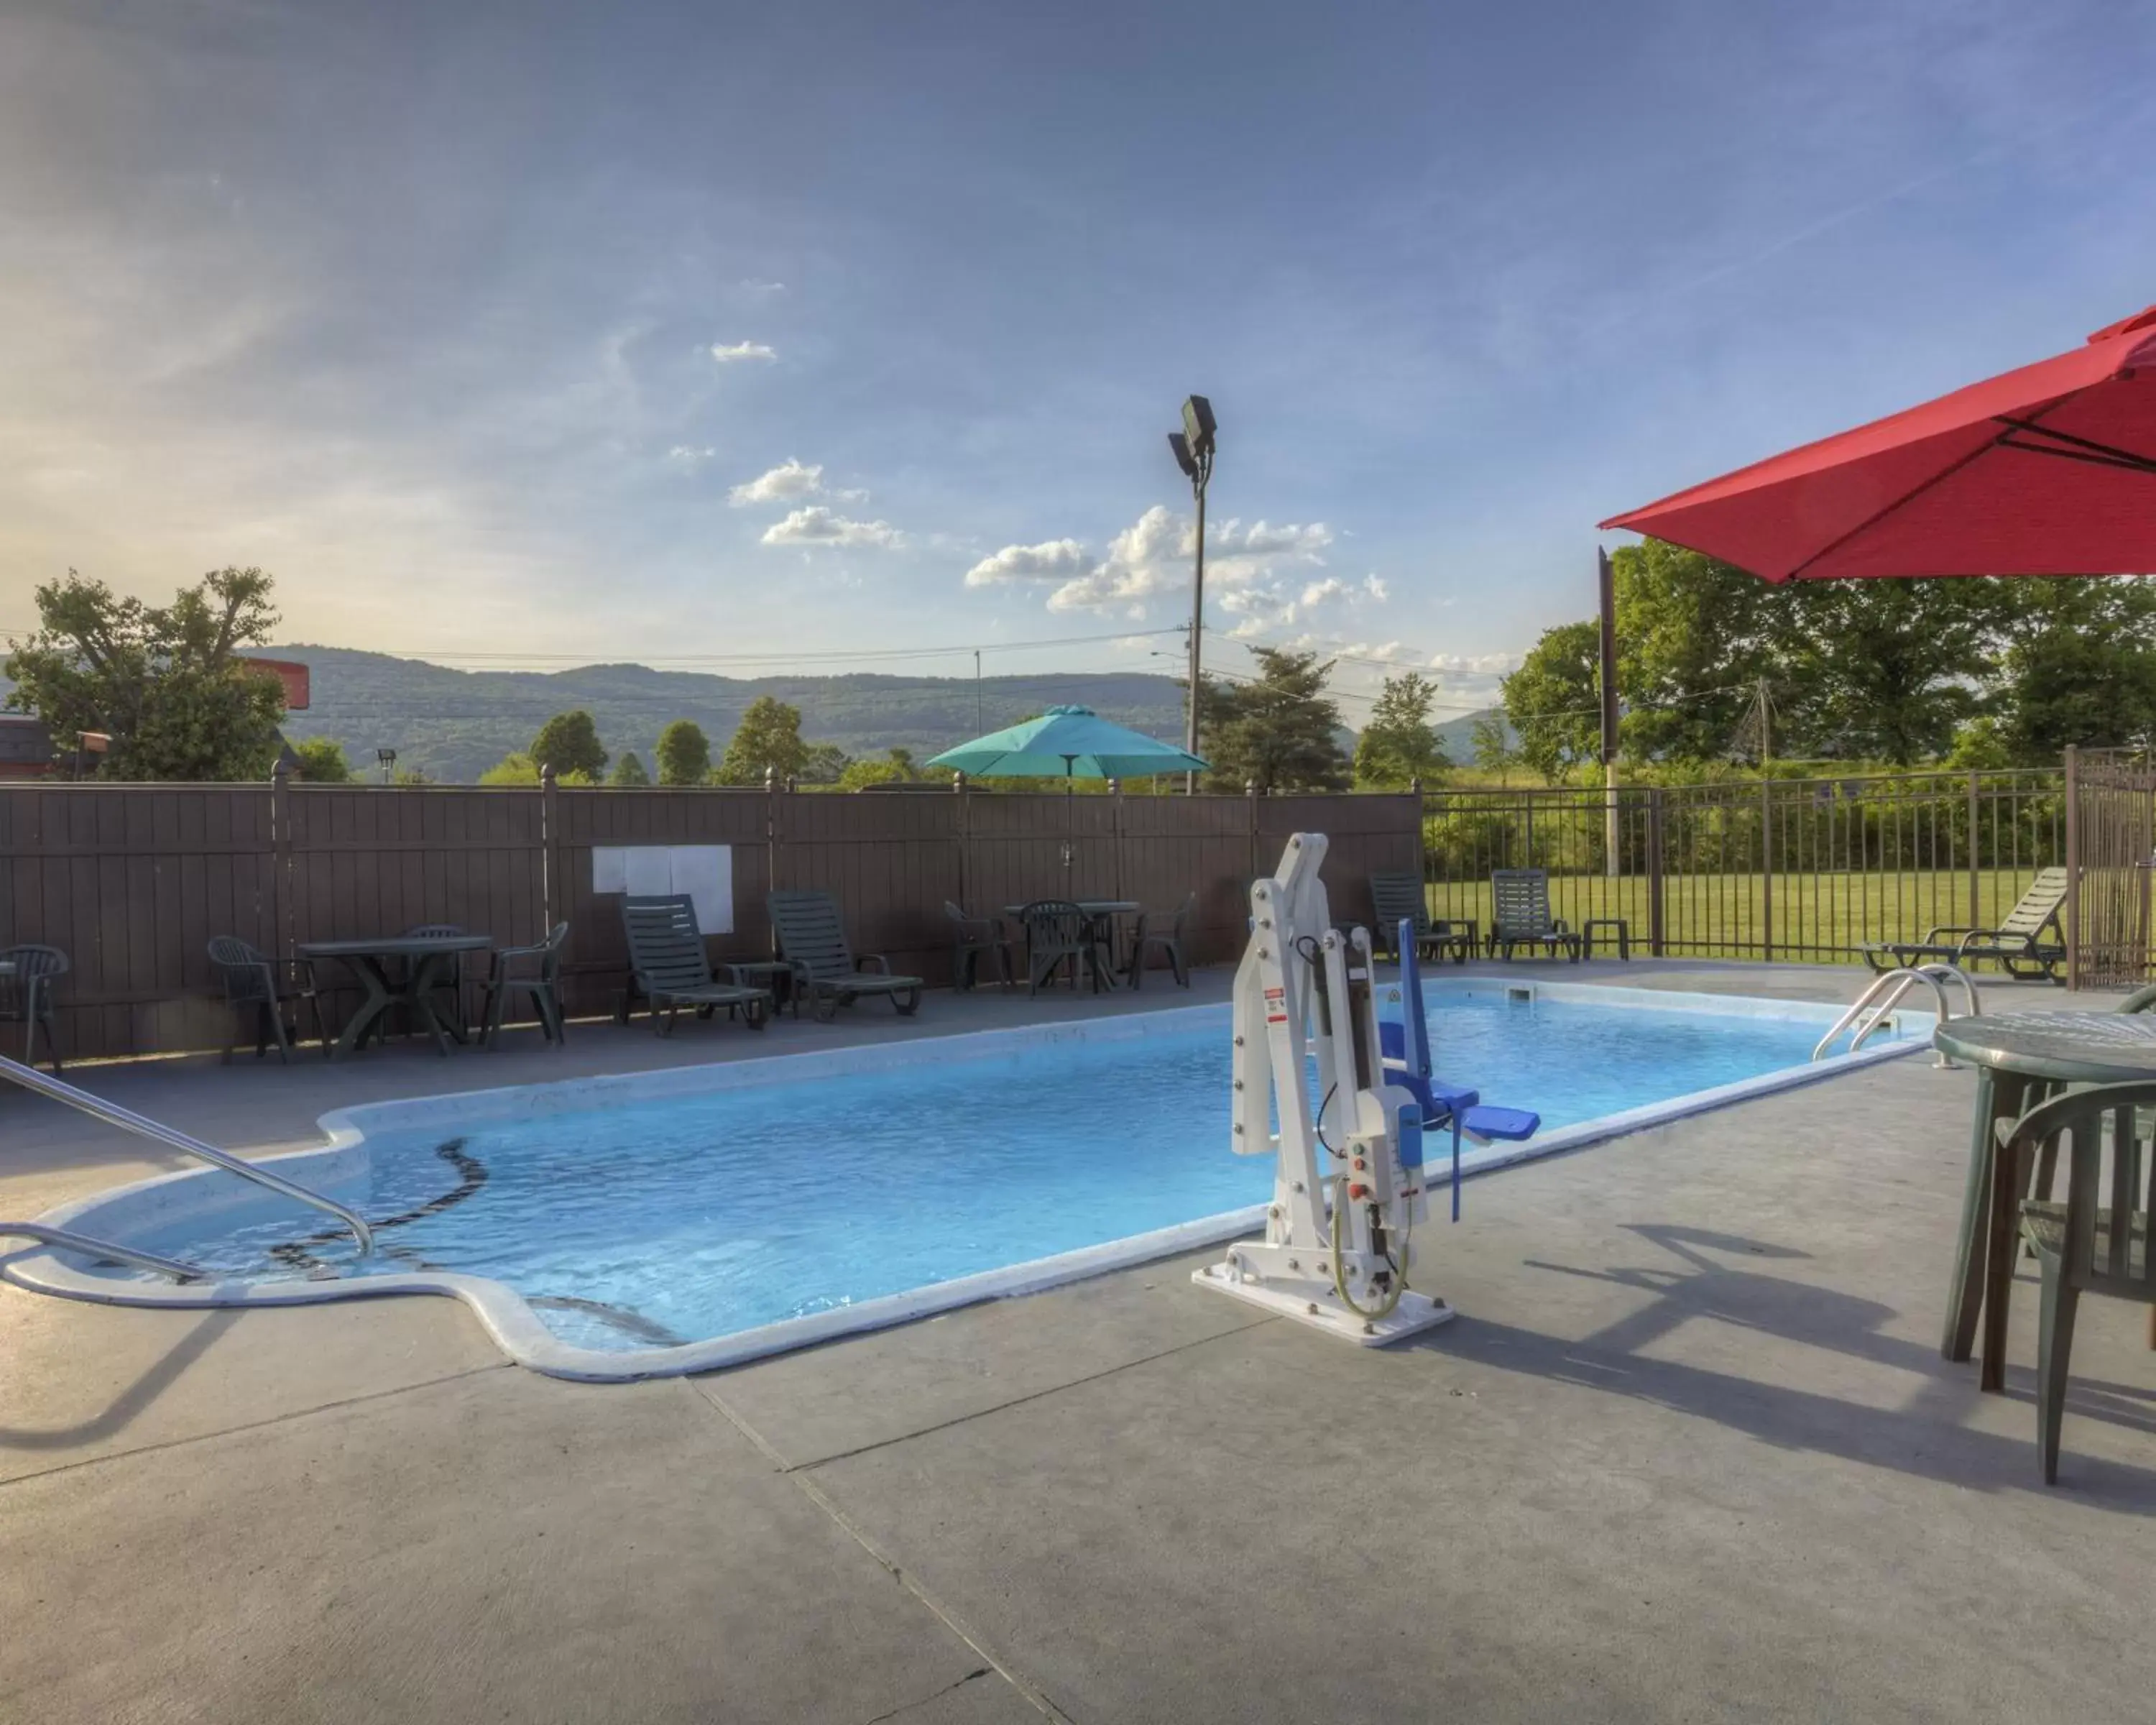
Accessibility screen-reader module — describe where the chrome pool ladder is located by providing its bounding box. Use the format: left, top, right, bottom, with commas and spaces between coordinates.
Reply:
1812, 964, 1980, 1070
0, 1052, 374, 1255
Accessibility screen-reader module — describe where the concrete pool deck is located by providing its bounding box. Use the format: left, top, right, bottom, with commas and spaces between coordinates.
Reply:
5, 960, 2155, 1721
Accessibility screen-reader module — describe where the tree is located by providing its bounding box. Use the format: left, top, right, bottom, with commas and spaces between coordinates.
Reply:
1353, 672, 1449, 788
1470, 712, 1516, 779
1500, 622, 1600, 782
800, 741, 852, 784
2, 566, 287, 780
836, 747, 921, 791
530, 709, 606, 779
715, 696, 811, 785
1201, 649, 1349, 794
1608, 540, 1774, 763
1989, 577, 2156, 762
478, 751, 595, 786
289, 735, 351, 782
1770, 579, 1993, 764
610, 751, 650, 787
654, 719, 711, 786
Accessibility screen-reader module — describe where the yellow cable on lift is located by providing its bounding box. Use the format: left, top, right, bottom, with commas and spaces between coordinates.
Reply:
1329, 1174, 1406, 1322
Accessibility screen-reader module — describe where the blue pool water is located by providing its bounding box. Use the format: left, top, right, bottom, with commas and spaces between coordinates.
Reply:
118, 992, 1884, 1351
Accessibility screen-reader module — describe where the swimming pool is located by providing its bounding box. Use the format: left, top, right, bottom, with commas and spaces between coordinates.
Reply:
10, 980, 1923, 1378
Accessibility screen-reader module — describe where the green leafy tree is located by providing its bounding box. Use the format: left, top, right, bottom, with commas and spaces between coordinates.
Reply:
800, 741, 852, 784
654, 719, 712, 786
1353, 672, 1449, 788
530, 709, 607, 779
1201, 649, 1350, 794
1608, 540, 1774, 762
1989, 577, 2156, 762
478, 751, 595, 786
715, 695, 811, 785
836, 747, 922, 791
609, 750, 650, 786
1470, 711, 1516, 778
2, 566, 287, 780
289, 735, 351, 782
1771, 579, 1994, 764
1501, 622, 1600, 782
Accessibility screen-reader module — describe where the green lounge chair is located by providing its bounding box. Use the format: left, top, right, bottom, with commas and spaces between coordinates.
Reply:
1862, 865, 2068, 980
2000, 1082, 2156, 1482
618, 896, 770, 1035
768, 889, 924, 1021
1368, 872, 1471, 965
1489, 870, 1580, 962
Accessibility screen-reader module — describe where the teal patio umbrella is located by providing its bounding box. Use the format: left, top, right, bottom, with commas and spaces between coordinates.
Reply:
926, 705, 1208, 784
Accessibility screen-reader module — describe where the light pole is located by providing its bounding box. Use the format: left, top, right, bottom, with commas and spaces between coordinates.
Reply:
376, 748, 397, 786
1168, 395, 1216, 794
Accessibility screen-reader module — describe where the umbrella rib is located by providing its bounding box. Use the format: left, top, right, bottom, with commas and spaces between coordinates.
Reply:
1781, 392, 2078, 581
1991, 417, 2156, 477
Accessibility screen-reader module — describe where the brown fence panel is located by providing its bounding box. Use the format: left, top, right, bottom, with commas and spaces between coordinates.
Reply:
1260, 793, 1422, 937
0, 783, 279, 1059
285, 786, 547, 1029
1119, 794, 1254, 965
2068, 747, 2155, 989
961, 794, 1119, 929
778, 790, 963, 985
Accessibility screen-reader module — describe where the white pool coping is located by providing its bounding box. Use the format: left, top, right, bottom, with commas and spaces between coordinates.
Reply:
5, 979, 1931, 1381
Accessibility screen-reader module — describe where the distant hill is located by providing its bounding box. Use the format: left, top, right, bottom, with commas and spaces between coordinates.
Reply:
1433, 707, 1514, 763
267, 647, 1199, 783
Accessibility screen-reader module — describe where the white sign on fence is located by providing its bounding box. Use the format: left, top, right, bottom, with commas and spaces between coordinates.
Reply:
590, 845, 734, 933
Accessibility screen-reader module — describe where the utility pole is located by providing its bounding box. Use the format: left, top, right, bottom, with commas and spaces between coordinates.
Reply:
974, 648, 983, 732
1598, 547, 1620, 878
1169, 395, 1216, 794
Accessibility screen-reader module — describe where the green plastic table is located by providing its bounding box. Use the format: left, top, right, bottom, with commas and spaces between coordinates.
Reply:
1932, 1011, 2156, 1390
299, 934, 494, 1059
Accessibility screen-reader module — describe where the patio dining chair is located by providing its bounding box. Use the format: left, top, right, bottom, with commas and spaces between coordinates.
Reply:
1021, 900, 1109, 995
479, 922, 571, 1047
1127, 891, 1195, 990
206, 937, 325, 1064
0, 944, 69, 1073
945, 901, 1015, 991
1997, 1081, 2156, 1482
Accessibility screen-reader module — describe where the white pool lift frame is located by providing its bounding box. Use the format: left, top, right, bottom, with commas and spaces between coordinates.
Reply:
1193, 832, 1455, 1345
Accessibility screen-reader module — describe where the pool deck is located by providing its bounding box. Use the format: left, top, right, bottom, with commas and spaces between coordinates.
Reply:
5, 960, 2155, 1721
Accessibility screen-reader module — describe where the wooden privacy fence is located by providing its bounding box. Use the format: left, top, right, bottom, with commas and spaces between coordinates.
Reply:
0, 776, 1422, 1062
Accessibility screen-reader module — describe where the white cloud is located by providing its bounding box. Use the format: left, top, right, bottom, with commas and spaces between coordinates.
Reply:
1299, 576, 1350, 609
709, 340, 777, 364
730, 458, 821, 506
1362, 574, 1389, 602
760, 505, 904, 548
737, 278, 786, 295
964, 538, 1091, 586
1429, 651, 1522, 676
666, 445, 716, 469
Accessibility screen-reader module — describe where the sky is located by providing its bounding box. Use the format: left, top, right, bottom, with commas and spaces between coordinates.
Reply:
4, 0, 2155, 723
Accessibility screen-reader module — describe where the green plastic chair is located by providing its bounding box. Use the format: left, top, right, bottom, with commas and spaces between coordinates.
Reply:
768, 889, 923, 1021
619, 896, 770, 1035
1861, 865, 2068, 980
1369, 872, 1470, 965
1489, 870, 1580, 962
1997, 1081, 2156, 1483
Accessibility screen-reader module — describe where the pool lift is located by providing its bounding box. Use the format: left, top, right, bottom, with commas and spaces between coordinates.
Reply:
1192, 833, 1540, 1345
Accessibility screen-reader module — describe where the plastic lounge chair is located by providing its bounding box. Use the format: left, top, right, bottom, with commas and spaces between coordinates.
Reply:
1489, 870, 1581, 962
768, 889, 924, 1021
619, 896, 770, 1035
1999, 1081, 2156, 1483
1128, 891, 1195, 990
0, 944, 70, 1073
1020, 901, 1108, 995
1861, 866, 2069, 981
479, 922, 570, 1046
1378, 923, 1539, 1221
1368, 872, 1470, 965
206, 937, 324, 1064
945, 902, 1015, 991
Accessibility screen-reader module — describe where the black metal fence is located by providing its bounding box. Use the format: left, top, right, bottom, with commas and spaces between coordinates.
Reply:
1422, 770, 2066, 965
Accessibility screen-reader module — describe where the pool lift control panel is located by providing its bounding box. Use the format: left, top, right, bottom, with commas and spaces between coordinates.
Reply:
1192, 832, 1455, 1345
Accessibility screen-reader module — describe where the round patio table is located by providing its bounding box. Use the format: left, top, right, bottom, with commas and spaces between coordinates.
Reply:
1933, 1011, 2156, 1391
298, 934, 494, 1060
1003, 901, 1139, 989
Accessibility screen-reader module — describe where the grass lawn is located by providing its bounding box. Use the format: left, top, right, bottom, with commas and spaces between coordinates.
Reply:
1420, 867, 2066, 970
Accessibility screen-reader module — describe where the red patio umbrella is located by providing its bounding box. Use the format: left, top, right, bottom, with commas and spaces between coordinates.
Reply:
1600, 303, 2156, 581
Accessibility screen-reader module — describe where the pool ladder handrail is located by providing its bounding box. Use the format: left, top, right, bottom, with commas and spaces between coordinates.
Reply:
1812, 964, 1981, 1070
0, 1052, 374, 1256
0, 1222, 203, 1282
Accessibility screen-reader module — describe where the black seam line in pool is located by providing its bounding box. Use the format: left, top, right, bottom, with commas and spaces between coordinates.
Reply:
267, 1138, 487, 1273
524, 1295, 688, 1348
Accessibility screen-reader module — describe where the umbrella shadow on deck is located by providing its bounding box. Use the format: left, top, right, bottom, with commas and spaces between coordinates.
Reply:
1416, 1223, 2156, 1510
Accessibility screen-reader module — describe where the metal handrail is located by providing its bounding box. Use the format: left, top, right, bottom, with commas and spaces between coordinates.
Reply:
0, 1054, 374, 1254
1, 1222, 203, 1281
1812, 964, 1980, 1070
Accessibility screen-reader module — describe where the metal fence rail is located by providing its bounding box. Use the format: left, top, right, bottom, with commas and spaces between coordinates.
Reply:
1422, 770, 2068, 967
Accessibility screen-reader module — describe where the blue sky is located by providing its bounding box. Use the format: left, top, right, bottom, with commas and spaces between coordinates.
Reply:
3, 1, 2153, 720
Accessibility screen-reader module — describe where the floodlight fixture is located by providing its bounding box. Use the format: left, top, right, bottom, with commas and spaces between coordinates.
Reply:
1166, 395, 1218, 791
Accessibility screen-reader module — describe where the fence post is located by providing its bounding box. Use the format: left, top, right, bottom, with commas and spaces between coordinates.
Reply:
2065, 744, 2081, 992
1759, 778, 1774, 963
1110, 778, 1124, 901
1247, 780, 1260, 883
1647, 786, 1665, 957
765, 766, 782, 934
270, 758, 293, 961
954, 771, 969, 911
540, 763, 560, 935
1966, 768, 1981, 931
